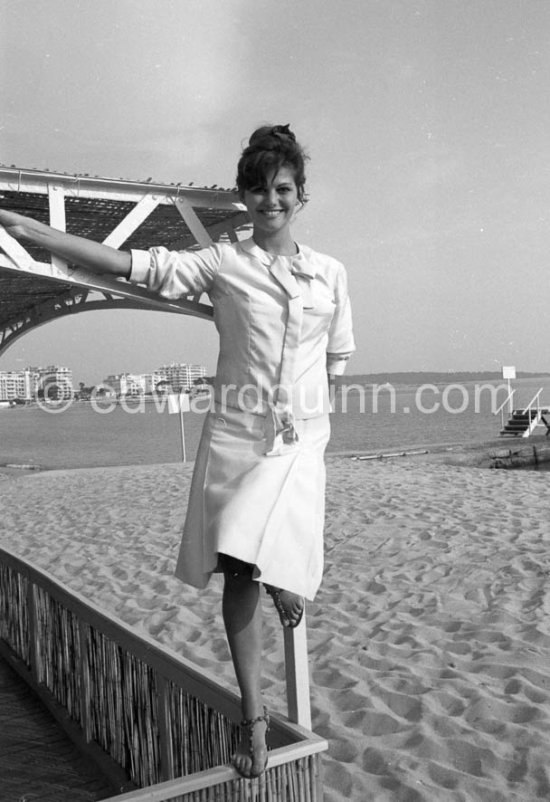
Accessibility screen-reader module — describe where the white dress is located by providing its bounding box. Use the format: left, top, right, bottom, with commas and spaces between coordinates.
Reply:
129, 237, 355, 599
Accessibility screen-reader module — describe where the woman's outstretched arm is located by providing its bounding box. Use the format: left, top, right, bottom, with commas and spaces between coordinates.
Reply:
0, 209, 131, 277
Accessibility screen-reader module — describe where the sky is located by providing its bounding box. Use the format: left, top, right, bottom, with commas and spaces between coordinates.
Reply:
2, 0, 550, 383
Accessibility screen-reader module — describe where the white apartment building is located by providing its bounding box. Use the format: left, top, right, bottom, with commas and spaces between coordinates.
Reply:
100, 364, 207, 396
0, 365, 73, 402
0, 369, 36, 401
103, 373, 147, 397
35, 365, 73, 401
156, 363, 206, 392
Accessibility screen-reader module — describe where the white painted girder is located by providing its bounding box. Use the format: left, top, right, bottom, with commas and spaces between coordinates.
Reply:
102, 194, 161, 249
174, 195, 213, 248
0, 167, 246, 211
0, 168, 251, 355
0, 252, 213, 318
0, 226, 35, 270
48, 184, 68, 272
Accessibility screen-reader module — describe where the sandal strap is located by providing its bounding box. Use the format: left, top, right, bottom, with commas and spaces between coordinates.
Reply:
241, 705, 270, 731
264, 584, 304, 629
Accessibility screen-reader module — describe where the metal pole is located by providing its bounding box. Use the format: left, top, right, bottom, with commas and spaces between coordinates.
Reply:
179, 396, 187, 463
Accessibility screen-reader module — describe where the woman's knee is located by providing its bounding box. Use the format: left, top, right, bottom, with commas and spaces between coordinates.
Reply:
219, 553, 254, 582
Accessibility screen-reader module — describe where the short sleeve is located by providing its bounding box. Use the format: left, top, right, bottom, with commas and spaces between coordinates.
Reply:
326, 263, 355, 373
128, 244, 222, 299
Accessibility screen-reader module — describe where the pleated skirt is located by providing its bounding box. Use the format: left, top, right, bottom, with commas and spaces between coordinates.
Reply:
174, 407, 330, 600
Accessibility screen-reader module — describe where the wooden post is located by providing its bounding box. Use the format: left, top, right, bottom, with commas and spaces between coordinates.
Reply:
26, 581, 40, 684
283, 607, 312, 729
79, 620, 92, 742
157, 675, 175, 782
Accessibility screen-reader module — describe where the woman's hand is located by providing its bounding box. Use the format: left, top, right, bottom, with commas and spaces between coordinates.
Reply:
0, 209, 31, 241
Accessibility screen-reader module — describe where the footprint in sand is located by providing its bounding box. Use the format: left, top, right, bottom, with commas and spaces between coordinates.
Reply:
329, 737, 359, 762
361, 746, 390, 776
312, 667, 359, 690
324, 760, 353, 797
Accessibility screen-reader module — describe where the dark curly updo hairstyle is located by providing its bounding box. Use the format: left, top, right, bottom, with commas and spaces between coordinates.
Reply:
236, 124, 308, 203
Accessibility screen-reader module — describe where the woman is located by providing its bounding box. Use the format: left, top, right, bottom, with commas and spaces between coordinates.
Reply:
0, 125, 355, 778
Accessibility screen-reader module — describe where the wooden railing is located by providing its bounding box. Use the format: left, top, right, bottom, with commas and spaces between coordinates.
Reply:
0, 546, 327, 801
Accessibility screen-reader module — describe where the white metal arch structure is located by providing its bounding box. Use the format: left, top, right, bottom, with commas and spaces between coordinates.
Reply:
0, 167, 251, 356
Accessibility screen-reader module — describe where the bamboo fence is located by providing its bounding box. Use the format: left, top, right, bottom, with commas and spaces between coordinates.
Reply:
0, 546, 326, 801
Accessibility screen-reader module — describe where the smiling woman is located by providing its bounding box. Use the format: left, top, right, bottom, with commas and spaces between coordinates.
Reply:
243, 165, 299, 241
236, 125, 308, 254
0, 124, 355, 781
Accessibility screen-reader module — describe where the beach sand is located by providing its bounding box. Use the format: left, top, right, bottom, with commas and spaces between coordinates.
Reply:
1, 456, 549, 801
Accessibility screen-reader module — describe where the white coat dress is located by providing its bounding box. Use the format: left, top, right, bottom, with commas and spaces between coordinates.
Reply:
129, 237, 355, 600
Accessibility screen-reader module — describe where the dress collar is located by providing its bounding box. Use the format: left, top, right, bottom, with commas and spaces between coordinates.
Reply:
238, 237, 316, 279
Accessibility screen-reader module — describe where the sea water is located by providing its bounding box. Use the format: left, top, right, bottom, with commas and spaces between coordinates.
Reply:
1, 377, 549, 470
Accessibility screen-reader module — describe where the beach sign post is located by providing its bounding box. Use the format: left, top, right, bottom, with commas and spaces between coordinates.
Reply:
168, 392, 190, 462
502, 366, 516, 415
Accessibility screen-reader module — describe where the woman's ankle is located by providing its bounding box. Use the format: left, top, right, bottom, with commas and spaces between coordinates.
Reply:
241, 695, 265, 721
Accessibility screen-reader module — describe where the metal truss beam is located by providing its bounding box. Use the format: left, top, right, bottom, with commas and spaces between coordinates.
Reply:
0, 167, 243, 210
0, 167, 251, 357
0, 287, 192, 353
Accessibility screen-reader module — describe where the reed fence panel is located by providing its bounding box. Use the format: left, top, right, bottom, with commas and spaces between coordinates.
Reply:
0, 546, 327, 801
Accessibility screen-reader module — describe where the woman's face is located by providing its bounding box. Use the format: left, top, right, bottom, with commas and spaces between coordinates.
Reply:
243, 165, 300, 238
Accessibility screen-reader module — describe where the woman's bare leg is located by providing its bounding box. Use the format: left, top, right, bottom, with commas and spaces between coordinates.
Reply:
222, 566, 268, 778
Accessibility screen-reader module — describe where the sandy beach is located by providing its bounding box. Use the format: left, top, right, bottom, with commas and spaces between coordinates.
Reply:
1, 455, 549, 801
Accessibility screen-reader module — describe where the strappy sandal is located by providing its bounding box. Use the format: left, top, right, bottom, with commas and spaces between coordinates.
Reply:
264, 584, 304, 629
233, 706, 270, 779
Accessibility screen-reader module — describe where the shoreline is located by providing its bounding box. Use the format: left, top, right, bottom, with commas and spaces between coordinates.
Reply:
3, 432, 550, 478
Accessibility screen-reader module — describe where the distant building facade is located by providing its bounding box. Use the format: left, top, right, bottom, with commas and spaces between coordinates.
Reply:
156, 363, 207, 392
35, 365, 73, 401
103, 373, 147, 397
0, 369, 36, 401
102, 365, 207, 396
0, 365, 73, 402
0, 362, 208, 402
